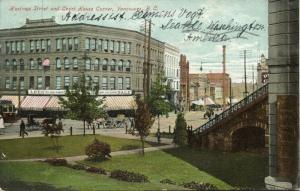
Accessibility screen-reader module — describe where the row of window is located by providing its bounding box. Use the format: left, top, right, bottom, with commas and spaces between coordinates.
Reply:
56, 38, 79, 51
4, 76, 131, 90
136, 44, 164, 60
85, 38, 131, 54
165, 68, 180, 78
55, 58, 132, 71
3, 58, 132, 72
3, 37, 132, 54
5, 41, 26, 54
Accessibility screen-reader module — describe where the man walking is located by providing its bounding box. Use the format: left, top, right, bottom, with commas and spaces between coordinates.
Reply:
20, 120, 28, 138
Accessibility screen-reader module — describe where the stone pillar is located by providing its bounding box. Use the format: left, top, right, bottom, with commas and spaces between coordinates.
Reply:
265, 0, 299, 189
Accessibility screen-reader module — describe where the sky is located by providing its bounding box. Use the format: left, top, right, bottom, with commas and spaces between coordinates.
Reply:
0, 0, 268, 82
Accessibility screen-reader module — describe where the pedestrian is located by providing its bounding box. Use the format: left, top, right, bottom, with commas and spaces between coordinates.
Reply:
157, 128, 161, 143
20, 120, 28, 138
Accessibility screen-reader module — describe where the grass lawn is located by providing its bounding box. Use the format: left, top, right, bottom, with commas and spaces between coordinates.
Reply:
0, 162, 184, 191
0, 135, 162, 160
82, 150, 232, 190
164, 147, 268, 189
0, 147, 267, 190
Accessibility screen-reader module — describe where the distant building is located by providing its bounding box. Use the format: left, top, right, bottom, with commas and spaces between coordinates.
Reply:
164, 43, 180, 106
206, 73, 230, 104
257, 54, 268, 88
189, 73, 210, 101
179, 54, 190, 110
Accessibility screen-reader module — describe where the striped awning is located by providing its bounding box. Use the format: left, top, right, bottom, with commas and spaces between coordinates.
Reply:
204, 97, 215, 105
0, 95, 24, 108
103, 96, 136, 111
44, 96, 66, 111
20, 96, 51, 111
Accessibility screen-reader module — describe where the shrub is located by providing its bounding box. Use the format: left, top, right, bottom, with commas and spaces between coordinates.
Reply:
160, 179, 176, 185
67, 163, 86, 170
85, 139, 111, 161
110, 170, 149, 183
173, 113, 188, 146
44, 158, 67, 166
181, 181, 218, 191
85, 166, 106, 175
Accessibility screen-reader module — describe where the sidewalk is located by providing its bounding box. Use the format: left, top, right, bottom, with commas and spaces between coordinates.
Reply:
0, 144, 177, 163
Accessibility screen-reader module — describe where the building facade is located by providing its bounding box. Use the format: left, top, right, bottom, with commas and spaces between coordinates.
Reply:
206, 72, 230, 104
164, 43, 180, 106
0, 17, 166, 96
257, 54, 269, 88
179, 54, 190, 110
189, 73, 210, 101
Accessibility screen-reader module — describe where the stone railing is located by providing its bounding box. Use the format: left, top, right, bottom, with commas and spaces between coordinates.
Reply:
193, 84, 268, 135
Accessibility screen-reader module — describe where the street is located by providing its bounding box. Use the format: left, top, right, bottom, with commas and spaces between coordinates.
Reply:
0, 111, 210, 139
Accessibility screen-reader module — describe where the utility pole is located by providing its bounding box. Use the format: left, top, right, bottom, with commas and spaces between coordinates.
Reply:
146, 20, 152, 99
222, 45, 226, 110
243, 50, 248, 97
229, 77, 232, 107
252, 65, 255, 92
143, 19, 147, 99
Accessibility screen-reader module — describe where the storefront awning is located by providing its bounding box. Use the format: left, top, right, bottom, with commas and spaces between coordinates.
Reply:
20, 96, 51, 111
204, 97, 215, 105
0, 95, 24, 108
103, 96, 136, 111
44, 96, 66, 111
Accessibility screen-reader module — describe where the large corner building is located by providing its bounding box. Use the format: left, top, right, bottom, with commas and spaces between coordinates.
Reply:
0, 17, 174, 97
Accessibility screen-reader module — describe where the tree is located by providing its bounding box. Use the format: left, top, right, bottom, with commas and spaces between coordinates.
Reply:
173, 112, 188, 146
133, 96, 154, 155
59, 74, 107, 136
147, 77, 172, 131
41, 118, 64, 152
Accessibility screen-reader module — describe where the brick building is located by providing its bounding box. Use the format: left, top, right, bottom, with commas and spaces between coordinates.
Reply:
206, 73, 230, 104
179, 54, 189, 110
189, 73, 210, 101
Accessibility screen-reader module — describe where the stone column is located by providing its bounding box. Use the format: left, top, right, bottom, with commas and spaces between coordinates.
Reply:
265, 0, 299, 189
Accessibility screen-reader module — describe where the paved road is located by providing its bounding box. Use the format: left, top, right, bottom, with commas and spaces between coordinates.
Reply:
0, 111, 209, 140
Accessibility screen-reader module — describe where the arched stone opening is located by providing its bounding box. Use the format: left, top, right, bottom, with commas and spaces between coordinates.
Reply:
231, 126, 265, 152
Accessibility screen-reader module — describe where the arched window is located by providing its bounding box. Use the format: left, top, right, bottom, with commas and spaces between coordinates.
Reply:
94, 58, 100, 70
110, 59, 116, 71
73, 57, 78, 69
102, 59, 108, 71
56, 58, 61, 69
85, 58, 91, 70
30, 59, 35, 70
12, 59, 17, 70
5, 59, 10, 70
20, 59, 24, 70
37, 58, 42, 70
85, 38, 90, 50
64, 57, 69, 69
118, 60, 123, 71
125, 60, 131, 72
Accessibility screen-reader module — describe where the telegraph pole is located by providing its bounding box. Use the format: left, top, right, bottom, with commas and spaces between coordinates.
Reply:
229, 77, 232, 107
146, 20, 152, 99
222, 45, 226, 109
252, 65, 255, 92
143, 19, 147, 99
243, 50, 248, 97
